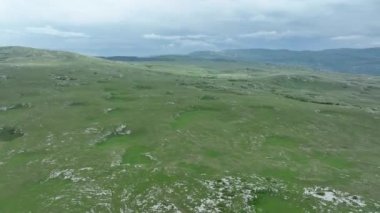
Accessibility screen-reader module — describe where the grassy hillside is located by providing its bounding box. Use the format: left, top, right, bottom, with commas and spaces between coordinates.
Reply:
0, 46, 92, 63
1, 47, 379, 212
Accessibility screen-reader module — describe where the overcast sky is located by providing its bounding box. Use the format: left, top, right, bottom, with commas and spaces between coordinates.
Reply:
1, 0, 379, 56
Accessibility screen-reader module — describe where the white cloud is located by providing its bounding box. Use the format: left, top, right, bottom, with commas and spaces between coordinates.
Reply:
238, 30, 312, 40
239, 31, 281, 39
330, 35, 365, 41
143, 34, 208, 41
25, 26, 89, 38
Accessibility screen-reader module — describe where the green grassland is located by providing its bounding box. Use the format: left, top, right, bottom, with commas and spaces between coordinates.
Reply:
0, 47, 379, 212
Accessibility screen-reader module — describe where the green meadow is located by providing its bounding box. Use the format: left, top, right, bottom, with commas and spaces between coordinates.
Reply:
0, 47, 379, 212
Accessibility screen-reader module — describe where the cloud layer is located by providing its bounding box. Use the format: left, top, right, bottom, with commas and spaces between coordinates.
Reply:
1, 0, 379, 56
26, 26, 89, 38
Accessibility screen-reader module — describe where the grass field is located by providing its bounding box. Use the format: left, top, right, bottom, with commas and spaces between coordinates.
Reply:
0, 47, 379, 212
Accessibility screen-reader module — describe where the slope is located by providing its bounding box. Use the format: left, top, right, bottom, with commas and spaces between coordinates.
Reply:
0, 46, 379, 212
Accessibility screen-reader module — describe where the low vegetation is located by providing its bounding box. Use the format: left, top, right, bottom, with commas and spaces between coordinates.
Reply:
0, 47, 379, 212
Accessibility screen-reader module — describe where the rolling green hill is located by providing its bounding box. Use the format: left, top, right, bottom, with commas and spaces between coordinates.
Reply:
0, 46, 90, 63
1, 46, 379, 212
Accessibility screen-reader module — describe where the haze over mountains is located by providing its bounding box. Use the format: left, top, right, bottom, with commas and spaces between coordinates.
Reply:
104, 48, 380, 75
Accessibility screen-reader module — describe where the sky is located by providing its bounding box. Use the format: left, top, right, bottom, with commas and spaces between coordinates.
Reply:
1, 0, 380, 56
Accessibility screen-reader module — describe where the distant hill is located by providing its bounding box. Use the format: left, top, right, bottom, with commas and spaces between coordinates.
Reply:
4, 46, 380, 75
0, 46, 92, 63
103, 48, 380, 75
99, 56, 172, 62
188, 48, 380, 75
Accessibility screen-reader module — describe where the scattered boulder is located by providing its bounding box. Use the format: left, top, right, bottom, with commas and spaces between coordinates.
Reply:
104, 108, 114, 113
93, 123, 132, 145
84, 127, 99, 134
304, 186, 366, 208
52, 75, 76, 81
0, 103, 32, 112
52, 75, 77, 87
114, 124, 132, 136
0, 126, 24, 141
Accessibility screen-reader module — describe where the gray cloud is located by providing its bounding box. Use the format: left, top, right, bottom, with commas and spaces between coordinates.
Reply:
0, 0, 379, 56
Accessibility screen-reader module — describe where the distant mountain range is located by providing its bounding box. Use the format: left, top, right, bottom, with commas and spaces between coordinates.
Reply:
2, 46, 380, 75
103, 48, 380, 75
